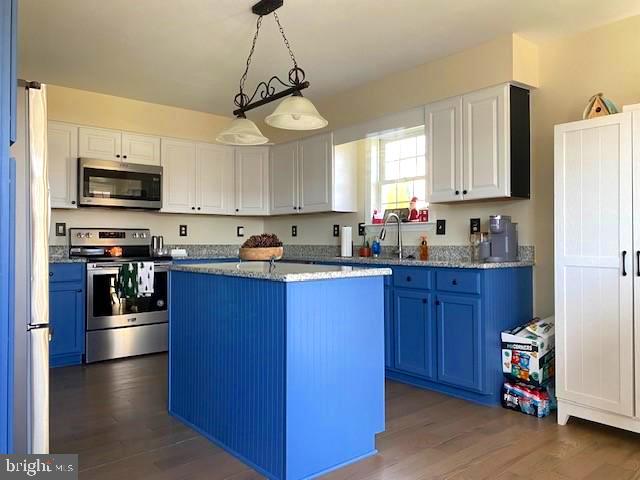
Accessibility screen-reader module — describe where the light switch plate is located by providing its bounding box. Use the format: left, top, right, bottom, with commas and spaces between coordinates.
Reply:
436, 219, 446, 235
470, 218, 481, 234
179, 225, 188, 237
237, 226, 245, 237
55, 222, 66, 237
358, 223, 366, 236
292, 225, 297, 237
333, 225, 340, 237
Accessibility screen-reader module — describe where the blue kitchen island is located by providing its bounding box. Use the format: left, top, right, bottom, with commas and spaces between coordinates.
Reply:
169, 261, 391, 480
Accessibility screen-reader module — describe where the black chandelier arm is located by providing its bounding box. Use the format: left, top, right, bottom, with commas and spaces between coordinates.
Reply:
233, 81, 309, 117
234, 70, 306, 110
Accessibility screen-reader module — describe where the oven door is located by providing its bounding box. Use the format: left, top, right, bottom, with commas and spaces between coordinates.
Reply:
86, 262, 169, 330
78, 158, 162, 209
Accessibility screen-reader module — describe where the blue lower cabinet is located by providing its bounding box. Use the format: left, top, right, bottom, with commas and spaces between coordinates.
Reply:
435, 294, 483, 392
49, 264, 85, 367
393, 288, 436, 380
384, 285, 393, 368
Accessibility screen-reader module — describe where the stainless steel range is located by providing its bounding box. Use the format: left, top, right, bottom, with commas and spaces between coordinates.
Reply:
69, 228, 170, 363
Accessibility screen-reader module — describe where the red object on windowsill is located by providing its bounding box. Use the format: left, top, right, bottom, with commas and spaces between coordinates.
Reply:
419, 209, 429, 222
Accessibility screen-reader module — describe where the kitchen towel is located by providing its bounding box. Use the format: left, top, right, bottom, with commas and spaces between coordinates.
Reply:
137, 262, 155, 296
341, 226, 353, 257
117, 263, 138, 299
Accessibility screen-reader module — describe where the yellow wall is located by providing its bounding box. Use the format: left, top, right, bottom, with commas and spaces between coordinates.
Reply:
265, 17, 640, 317
46, 86, 266, 246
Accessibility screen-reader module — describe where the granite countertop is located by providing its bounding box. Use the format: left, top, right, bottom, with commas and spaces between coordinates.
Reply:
48, 256, 86, 264
284, 255, 534, 269
171, 261, 392, 282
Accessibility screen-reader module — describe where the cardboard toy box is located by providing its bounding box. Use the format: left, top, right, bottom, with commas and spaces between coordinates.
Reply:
501, 316, 555, 386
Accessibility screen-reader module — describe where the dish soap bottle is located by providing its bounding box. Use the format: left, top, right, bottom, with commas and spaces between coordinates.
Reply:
372, 238, 381, 258
419, 235, 429, 261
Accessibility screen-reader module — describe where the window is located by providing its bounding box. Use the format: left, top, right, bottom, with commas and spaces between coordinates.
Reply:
368, 126, 427, 220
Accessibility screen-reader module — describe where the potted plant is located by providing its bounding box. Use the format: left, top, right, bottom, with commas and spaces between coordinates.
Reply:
239, 233, 284, 261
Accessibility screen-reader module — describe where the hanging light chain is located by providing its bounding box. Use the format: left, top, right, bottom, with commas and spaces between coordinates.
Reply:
239, 15, 264, 99
273, 11, 297, 68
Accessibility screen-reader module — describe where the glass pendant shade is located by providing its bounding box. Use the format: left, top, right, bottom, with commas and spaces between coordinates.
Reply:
216, 117, 269, 145
264, 95, 328, 130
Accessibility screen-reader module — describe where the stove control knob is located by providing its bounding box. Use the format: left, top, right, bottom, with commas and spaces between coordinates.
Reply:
76, 232, 83, 238
141, 233, 147, 238
132, 233, 139, 239
86, 233, 92, 238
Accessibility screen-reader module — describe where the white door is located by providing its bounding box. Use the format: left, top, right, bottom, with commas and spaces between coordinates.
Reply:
196, 143, 235, 215
633, 110, 640, 419
462, 84, 509, 200
121, 132, 161, 165
78, 126, 121, 161
299, 133, 332, 213
160, 138, 197, 214
426, 97, 463, 203
270, 141, 299, 215
554, 113, 634, 417
47, 121, 78, 208
235, 147, 269, 215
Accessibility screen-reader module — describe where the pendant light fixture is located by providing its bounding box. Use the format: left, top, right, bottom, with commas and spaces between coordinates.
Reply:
216, 0, 327, 146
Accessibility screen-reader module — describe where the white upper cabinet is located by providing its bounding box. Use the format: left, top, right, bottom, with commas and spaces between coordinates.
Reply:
121, 132, 161, 165
196, 143, 235, 215
299, 133, 332, 213
48, 121, 78, 209
79, 126, 161, 165
462, 84, 508, 200
426, 96, 462, 203
426, 83, 530, 203
235, 147, 270, 215
270, 142, 298, 215
269, 132, 357, 215
78, 126, 122, 161
161, 138, 197, 214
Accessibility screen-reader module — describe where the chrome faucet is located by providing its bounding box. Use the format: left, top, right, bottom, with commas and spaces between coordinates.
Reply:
379, 213, 403, 259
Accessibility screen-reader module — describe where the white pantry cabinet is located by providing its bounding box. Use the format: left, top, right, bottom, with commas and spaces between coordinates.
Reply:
269, 132, 357, 214
48, 121, 78, 208
79, 126, 161, 165
426, 83, 530, 203
554, 112, 640, 433
235, 147, 270, 215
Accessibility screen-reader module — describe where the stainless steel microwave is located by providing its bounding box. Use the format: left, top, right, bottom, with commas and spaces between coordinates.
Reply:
78, 158, 162, 209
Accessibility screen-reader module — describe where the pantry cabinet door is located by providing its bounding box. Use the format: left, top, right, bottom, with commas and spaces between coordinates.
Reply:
270, 141, 298, 215
462, 84, 509, 200
78, 126, 121, 161
299, 133, 332, 213
161, 138, 197, 214
633, 110, 640, 419
196, 143, 235, 215
235, 147, 270, 215
121, 132, 161, 165
554, 113, 634, 417
48, 122, 78, 208
426, 97, 463, 203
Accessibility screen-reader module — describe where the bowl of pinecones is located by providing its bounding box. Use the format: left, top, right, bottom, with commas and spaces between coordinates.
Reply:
239, 233, 284, 261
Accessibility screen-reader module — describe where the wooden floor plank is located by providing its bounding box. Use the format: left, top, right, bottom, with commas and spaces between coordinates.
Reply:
50, 354, 640, 480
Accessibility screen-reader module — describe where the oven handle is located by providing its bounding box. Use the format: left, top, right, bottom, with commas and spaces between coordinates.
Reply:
87, 262, 171, 272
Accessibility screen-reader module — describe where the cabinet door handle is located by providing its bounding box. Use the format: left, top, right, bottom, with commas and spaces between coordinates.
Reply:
191, 206, 195, 210
422, 298, 427, 304
197, 207, 201, 211
452, 279, 458, 286
116, 154, 121, 158
455, 190, 460, 195
406, 276, 412, 282
637, 251, 640, 277
71, 200, 76, 205
122, 155, 127, 159
622, 250, 628, 276
462, 190, 468, 195
435, 300, 441, 306
48, 272, 53, 277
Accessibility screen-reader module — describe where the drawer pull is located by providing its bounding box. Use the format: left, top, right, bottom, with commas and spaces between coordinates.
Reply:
435, 300, 441, 306
49, 272, 53, 277
422, 298, 427, 304
406, 276, 412, 282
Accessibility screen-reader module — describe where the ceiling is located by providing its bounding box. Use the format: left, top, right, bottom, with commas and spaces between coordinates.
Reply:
19, 0, 640, 118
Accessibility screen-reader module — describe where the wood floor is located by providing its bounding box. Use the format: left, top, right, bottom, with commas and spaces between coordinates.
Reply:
51, 354, 640, 480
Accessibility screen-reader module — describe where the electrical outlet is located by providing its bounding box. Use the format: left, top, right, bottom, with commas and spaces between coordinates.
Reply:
436, 219, 446, 235
291, 225, 297, 237
470, 218, 481, 234
55, 222, 66, 237
179, 225, 188, 237
333, 224, 340, 237
358, 222, 366, 236
237, 226, 245, 237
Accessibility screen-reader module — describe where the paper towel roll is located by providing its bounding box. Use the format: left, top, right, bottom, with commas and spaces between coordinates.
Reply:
341, 226, 353, 257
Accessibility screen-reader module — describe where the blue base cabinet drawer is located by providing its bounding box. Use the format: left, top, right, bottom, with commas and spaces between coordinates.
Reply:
436, 270, 481, 295
393, 267, 432, 290
49, 264, 85, 367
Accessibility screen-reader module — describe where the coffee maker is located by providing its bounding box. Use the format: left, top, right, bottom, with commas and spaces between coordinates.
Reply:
482, 215, 518, 262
